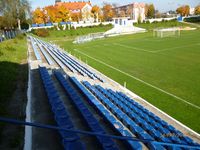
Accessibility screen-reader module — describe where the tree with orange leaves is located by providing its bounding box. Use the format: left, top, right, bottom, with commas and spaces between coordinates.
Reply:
44, 6, 57, 23
91, 5, 100, 22
102, 3, 114, 21
176, 5, 190, 16
33, 7, 46, 24
195, 5, 200, 15
56, 5, 70, 22
71, 12, 82, 22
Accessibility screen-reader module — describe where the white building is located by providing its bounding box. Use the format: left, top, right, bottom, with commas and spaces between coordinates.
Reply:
190, 7, 195, 15
113, 2, 146, 22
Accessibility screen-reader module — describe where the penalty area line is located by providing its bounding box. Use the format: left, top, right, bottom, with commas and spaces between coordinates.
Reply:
73, 48, 200, 110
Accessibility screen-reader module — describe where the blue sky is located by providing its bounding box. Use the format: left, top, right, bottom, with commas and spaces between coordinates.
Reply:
31, 0, 200, 12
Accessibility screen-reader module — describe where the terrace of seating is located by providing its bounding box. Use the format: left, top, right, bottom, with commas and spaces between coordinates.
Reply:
80, 81, 200, 150
29, 36, 104, 82
39, 67, 85, 150
54, 71, 119, 150
28, 36, 200, 150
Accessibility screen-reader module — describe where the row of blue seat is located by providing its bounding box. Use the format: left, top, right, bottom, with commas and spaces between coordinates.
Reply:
94, 85, 200, 149
40, 40, 85, 75
54, 71, 119, 150
94, 85, 191, 150
53, 47, 103, 81
39, 67, 85, 150
57, 50, 94, 78
61, 51, 104, 82
35, 39, 55, 65
82, 81, 165, 150
70, 77, 143, 150
30, 37, 41, 60
111, 90, 199, 147
32, 36, 104, 82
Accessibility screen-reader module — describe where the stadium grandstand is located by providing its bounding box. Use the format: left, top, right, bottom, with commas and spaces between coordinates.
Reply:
26, 36, 200, 150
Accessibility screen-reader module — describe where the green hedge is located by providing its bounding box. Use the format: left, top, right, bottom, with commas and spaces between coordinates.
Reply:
184, 16, 200, 23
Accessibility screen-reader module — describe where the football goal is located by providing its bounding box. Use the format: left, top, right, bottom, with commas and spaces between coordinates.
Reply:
153, 28, 180, 38
74, 32, 105, 44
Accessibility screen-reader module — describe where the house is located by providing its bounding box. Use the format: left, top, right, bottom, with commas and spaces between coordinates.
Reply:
113, 2, 146, 22
55, 0, 92, 22
189, 7, 195, 15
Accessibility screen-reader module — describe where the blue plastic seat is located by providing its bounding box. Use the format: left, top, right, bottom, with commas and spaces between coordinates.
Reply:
148, 142, 165, 150
137, 132, 153, 140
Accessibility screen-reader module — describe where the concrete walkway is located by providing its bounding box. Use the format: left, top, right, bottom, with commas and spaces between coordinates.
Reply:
182, 21, 200, 28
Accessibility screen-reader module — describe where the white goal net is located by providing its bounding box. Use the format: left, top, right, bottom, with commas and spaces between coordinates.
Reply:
153, 28, 180, 38
74, 32, 105, 44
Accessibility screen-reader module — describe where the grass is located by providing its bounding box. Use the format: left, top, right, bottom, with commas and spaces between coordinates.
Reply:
0, 36, 27, 102
32, 24, 113, 42
0, 35, 27, 139
47, 27, 200, 133
135, 20, 190, 31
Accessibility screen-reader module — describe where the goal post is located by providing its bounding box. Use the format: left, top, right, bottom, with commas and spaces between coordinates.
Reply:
74, 32, 105, 44
153, 28, 180, 38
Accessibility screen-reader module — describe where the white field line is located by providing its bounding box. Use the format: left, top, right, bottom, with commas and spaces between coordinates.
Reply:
153, 43, 200, 53
74, 48, 200, 110
114, 42, 199, 54
113, 43, 154, 53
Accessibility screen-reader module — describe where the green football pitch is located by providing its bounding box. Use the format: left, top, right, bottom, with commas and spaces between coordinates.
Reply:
54, 29, 200, 133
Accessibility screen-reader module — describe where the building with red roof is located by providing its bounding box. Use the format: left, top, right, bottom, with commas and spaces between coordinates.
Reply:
55, 0, 92, 22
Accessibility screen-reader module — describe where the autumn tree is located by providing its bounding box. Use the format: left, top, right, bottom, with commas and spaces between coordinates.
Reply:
102, 3, 114, 21
145, 4, 149, 17
33, 8, 46, 24
45, 6, 57, 23
35, 5, 70, 23
184, 5, 190, 16
146, 4, 155, 18
71, 12, 82, 22
91, 5, 100, 22
176, 5, 190, 16
195, 5, 200, 15
56, 5, 70, 22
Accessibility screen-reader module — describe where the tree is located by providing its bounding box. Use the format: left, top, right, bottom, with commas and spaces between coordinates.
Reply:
147, 4, 155, 18
184, 5, 190, 16
145, 4, 149, 17
195, 5, 200, 15
0, 0, 31, 29
176, 5, 190, 16
33, 8, 46, 24
155, 10, 161, 18
56, 5, 70, 22
102, 3, 113, 21
45, 6, 57, 23
91, 5, 100, 22
176, 7, 184, 16
71, 12, 82, 22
